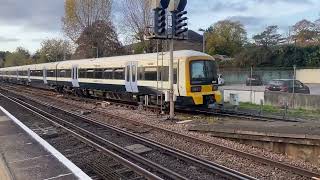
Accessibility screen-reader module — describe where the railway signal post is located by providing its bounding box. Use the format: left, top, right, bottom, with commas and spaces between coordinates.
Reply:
150, 0, 188, 120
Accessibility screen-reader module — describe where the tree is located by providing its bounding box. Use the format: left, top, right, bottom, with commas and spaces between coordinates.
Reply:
0, 51, 10, 67
4, 48, 30, 67
119, 0, 156, 53
291, 19, 319, 46
206, 20, 247, 57
73, 20, 124, 58
253, 25, 283, 47
63, 0, 113, 42
35, 39, 73, 63
63, 0, 123, 58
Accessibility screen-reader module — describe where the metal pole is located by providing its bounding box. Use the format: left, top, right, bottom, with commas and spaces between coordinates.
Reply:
202, 32, 205, 53
292, 65, 296, 108
293, 65, 296, 94
169, 38, 174, 119
250, 66, 253, 104
156, 40, 159, 106
161, 41, 164, 114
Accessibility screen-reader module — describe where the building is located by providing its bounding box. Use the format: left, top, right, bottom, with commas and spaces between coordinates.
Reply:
125, 30, 203, 54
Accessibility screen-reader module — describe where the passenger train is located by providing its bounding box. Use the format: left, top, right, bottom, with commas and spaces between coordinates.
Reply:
0, 50, 222, 107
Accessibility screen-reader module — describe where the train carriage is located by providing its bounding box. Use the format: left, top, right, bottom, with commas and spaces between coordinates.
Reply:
0, 50, 222, 107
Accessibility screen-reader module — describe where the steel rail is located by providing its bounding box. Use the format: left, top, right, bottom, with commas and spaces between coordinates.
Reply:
1, 84, 319, 179
0, 90, 256, 180
0, 93, 167, 180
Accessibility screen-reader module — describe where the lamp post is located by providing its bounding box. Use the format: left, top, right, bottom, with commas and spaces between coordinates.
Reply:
199, 28, 206, 53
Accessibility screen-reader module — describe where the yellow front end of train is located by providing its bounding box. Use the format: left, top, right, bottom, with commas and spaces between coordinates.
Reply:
185, 56, 222, 107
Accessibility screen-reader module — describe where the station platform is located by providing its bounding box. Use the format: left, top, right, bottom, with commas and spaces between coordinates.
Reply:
0, 107, 91, 180
189, 118, 320, 139
189, 118, 320, 165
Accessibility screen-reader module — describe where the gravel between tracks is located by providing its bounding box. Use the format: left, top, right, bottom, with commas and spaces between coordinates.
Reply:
3, 86, 319, 180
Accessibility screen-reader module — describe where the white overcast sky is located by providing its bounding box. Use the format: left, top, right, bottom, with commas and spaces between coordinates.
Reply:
0, 0, 319, 53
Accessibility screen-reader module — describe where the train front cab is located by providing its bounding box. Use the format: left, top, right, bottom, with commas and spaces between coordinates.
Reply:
182, 56, 222, 108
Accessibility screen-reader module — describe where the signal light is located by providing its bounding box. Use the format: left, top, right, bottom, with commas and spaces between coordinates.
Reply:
154, 8, 167, 36
172, 10, 188, 37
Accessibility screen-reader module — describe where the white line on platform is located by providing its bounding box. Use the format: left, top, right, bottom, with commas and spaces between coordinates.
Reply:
0, 106, 92, 180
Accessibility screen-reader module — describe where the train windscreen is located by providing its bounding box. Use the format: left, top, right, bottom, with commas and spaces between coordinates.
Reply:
190, 60, 218, 85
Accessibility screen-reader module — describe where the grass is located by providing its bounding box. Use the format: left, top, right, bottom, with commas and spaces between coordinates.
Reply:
238, 102, 320, 119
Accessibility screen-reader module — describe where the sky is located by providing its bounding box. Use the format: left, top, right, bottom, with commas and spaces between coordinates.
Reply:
0, 0, 319, 53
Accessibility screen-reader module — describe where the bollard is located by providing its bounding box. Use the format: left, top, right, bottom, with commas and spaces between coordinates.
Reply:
283, 102, 288, 119
144, 95, 149, 106
259, 99, 263, 115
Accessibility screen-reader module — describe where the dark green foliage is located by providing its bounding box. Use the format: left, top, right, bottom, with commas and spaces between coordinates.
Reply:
231, 45, 320, 68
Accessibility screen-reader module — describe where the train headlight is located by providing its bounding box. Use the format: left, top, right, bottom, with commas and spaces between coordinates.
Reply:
212, 85, 218, 91
191, 86, 202, 92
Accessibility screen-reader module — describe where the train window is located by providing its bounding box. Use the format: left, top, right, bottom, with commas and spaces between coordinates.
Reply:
95, 69, 103, 79
47, 70, 55, 77
86, 69, 94, 79
20, 71, 25, 76
126, 66, 130, 82
138, 67, 144, 80
132, 65, 136, 82
59, 69, 67, 78
32, 70, 42, 77
114, 68, 124, 80
144, 67, 157, 81
104, 69, 113, 79
65, 70, 71, 78
190, 60, 217, 85
79, 69, 86, 78
159, 66, 169, 81
59, 70, 66, 77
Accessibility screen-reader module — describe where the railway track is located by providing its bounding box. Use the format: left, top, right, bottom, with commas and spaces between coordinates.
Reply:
0, 83, 297, 123
176, 107, 300, 123
1, 83, 320, 179
0, 90, 256, 180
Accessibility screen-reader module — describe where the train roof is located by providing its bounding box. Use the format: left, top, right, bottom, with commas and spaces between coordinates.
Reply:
62, 50, 212, 63
0, 50, 213, 70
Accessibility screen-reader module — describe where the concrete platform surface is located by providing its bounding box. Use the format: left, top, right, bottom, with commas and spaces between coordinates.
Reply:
0, 107, 90, 180
189, 118, 320, 139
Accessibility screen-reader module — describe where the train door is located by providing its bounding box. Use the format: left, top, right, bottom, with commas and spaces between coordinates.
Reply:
16, 69, 19, 81
125, 62, 139, 93
125, 62, 132, 92
131, 61, 138, 93
71, 65, 80, 87
43, 67, 48, 84
27, 68, 31, 83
